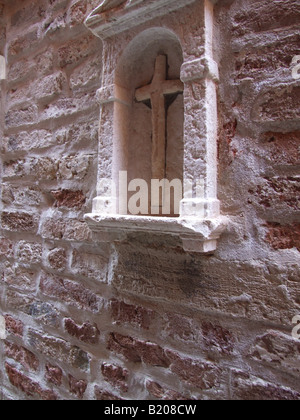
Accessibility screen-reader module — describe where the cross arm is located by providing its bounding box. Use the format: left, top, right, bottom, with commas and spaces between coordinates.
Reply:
162, 79, 184, 95
135, 85, 152, 102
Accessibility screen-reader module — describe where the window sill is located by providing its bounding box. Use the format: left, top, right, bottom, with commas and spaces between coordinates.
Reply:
84, 213, 228, 253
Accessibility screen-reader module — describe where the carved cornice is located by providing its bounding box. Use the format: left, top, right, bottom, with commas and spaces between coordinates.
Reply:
85, 0, 198, 39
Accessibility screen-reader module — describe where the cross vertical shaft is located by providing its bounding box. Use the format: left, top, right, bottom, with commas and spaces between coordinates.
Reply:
135, 55, 184, 181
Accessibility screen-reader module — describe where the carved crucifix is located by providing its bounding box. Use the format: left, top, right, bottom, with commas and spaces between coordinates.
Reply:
135, 55, 184, 180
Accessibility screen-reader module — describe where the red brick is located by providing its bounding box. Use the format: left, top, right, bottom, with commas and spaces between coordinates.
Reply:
1, 211, 38, 233
64, 318, 100, 344
51, 189, 86, 209
5, 341, 39, 371
107, 332, 170, 367
107, 333, 141, 363
6, 363, 57, 400
0, 237, 13, 258
232, 370, 300, 401
265, 223, 300, 252
94, 386, 122, 401
166, 350, 221, 391
69, 375, 87, 399
69, 0, 87, 26
101, 363, 129, 393
201, 322, 235, 355
146, 381, 187, 400
45, 364, 63, 387
218, 120, 238, 167
110, 300, 154, 330
4, 315, 24, 337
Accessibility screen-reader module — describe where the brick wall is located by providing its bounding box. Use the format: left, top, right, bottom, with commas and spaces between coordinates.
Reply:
0, 0, 299, 400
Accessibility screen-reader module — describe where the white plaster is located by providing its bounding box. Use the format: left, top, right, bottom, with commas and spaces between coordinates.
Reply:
0, 315, 6, 340
0, 56, 6, 80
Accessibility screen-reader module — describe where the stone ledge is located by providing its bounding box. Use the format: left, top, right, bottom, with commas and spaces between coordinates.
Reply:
84, 213, 228, 253
85, 0, 198, 39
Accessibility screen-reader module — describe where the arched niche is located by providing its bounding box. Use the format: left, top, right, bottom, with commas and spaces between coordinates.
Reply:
85, 0, 228, 253
113, 28, 184, 217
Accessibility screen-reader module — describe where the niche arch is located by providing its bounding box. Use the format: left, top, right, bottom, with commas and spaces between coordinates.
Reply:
113, 28, 184, 216
85, 0, 228, 253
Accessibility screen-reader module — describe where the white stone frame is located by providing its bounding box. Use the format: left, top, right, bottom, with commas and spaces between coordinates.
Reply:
84, 0, 228, 253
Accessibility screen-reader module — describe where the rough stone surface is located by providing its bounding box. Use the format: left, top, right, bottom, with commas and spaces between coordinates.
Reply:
0, 0, 299, 401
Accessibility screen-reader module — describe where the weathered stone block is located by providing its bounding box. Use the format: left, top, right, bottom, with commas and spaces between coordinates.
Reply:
107, 332, 170, 367
40, 217, 92, 242
265, 223, 300, 252
110, 299, 155, 330
260, 131, 300, 166
39, 272, 100, 312
45, 364, 63, 387
101, 363, 128, 393
47, 247, 67, 272
1, 211, 38, 233
166, 350, 221, 391
250, 331, 300, 377
232, 0, 300, 36
2, 184, 43, 207
16, 241, 42, 265
28, 329, 90, 371
68, 375, 88, 399
232, 370, 300, 401
5, 104, 38, 128
51, 189, 86, 209
32, 72, 67, 103
5, 341, 39, 372
70, 248, 108, 282
0, 237, 14, 258
6, 363, 57, 400
8, 29, 39, 58
249, 177, 300, 214
58, 35, 97, 69
68, 0, 88, 27
64, 318, 100, 344
252, 85, 300, 123
4, 315, 24, 338
146, 381, 187, 400
3, 264, 38, 292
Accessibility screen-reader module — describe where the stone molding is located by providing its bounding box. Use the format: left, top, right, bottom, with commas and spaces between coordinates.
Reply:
85, 0, 198, 39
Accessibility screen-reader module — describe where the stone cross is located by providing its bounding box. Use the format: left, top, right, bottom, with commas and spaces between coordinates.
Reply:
135, 55, 184, 180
